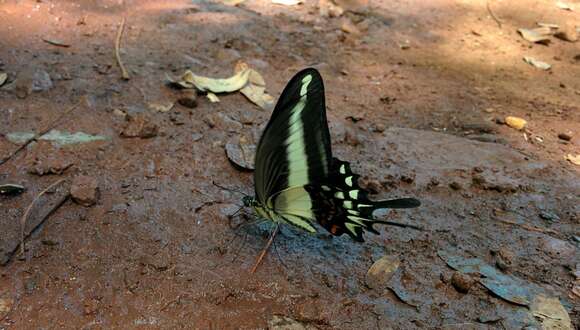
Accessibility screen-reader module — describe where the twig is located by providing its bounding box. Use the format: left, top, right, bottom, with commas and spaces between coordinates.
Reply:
250, 224, 280, 273
487, 0, 502, 28
0, 100, 83, 167
115, 17, 130, 80
20, 179, 66, 255
160, 294, 184, 311
496, 218, 558, 235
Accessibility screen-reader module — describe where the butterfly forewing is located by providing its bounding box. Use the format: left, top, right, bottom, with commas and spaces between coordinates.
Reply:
253, 69, 332, 204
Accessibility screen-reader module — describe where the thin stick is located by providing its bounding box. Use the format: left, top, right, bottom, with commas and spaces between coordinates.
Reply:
20, 179, 66, 255
250, 224, 280, 273
115, 17, 130, 80
496, 218, 558, 235
486, 0, 502, 28
0, 100, 82, 167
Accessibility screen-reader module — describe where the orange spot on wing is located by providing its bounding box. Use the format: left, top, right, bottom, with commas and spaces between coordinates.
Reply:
330, 225, 340, 234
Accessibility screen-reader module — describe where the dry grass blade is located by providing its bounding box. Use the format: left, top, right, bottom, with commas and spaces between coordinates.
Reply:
487, 0, 502, 28
115, 17, 130, 80
20, 179, 66, 255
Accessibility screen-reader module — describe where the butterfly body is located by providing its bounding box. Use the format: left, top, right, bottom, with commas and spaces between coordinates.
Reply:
247, 68, 420, 242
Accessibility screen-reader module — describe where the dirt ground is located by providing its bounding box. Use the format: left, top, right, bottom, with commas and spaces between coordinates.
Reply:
0, 0, 579, 329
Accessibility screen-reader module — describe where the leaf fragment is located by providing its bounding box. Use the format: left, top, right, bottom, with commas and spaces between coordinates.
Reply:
523, 56, 551, 70
366, 255, 400, 289
0, 72, 7, 87
148, 102, 174, 113
272, 0, 303, 5
530, 295, 572, 330
518, 27, 552, 43
235, 63, 274, 110
556, 1, 573, 11
565, 154, 580, 165
41, 38, 71, 48
206, 92, 220, 103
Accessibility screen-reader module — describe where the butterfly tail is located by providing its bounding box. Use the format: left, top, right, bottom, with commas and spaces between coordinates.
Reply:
372, 198, 421, 209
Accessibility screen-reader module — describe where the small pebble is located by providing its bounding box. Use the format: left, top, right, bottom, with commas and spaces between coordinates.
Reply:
449, 181, 462, 190
558, 132, 572, 141
178, 90, 198, 109
451, 272, 474, 293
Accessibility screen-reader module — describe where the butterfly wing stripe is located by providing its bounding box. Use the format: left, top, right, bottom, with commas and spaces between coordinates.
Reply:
281, 214, 317, 232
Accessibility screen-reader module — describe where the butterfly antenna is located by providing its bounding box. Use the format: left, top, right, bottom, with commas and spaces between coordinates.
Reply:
212, 180, 249, 197
250, 224, 280, 274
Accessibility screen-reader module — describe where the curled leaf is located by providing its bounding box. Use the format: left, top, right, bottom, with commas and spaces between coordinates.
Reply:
182, 68, 250, 93
235, 62, 274, 110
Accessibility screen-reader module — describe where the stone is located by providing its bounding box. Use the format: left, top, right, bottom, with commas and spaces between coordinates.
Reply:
70, 175, 99, 207
177, 90, 198, 108
451, 272, 474, 293
121, 114, 159, 138
557, 132, 572, 141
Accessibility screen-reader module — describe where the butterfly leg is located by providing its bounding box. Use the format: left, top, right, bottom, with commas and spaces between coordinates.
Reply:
250, 223, 280, 273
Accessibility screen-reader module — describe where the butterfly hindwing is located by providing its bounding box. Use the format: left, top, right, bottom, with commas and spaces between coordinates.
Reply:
253, 68, 332, 204
305, 158, 421, 241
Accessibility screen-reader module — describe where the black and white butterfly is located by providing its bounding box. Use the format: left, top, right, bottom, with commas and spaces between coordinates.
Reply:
243, 68, 420, 243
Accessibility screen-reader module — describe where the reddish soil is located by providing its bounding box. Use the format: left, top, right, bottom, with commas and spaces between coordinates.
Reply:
0, 0, 578, 329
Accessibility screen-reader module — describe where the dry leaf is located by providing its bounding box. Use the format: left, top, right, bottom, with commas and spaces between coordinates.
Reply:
148, 102, 174, 113
181, 69, 250, 93
505, 116, 527, 130
225, 141, 256, 171
41, 38, 71, 47
0, 72, 7, 87
530, 295, 572, 330
556, 1, 573, 11
206, 92, 220, 103
523, 56, 551, 70
272, 0, 302, 5
235, 61, 275, 110
518, 27, 552, 43
319, 0, 344, 17
366, 255, 400, 289
537, 22, 560, 29
565, 154, 580, 165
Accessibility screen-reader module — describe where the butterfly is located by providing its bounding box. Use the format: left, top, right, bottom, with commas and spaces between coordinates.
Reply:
242, 68, 421, 246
